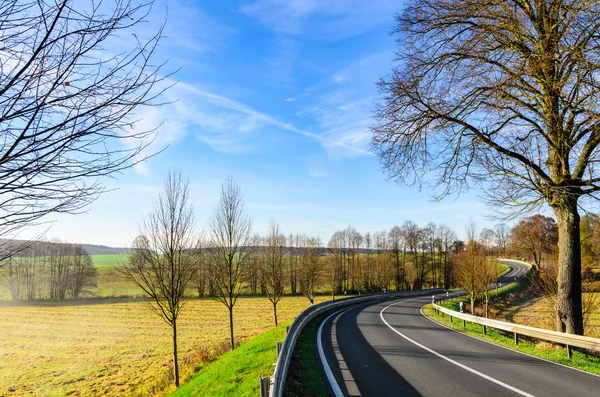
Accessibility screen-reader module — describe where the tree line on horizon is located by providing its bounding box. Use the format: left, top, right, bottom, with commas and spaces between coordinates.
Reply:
1, 242, 97, 301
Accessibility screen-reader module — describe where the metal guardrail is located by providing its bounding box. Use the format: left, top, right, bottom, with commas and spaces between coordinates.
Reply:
269, 289, 440, 397
432, 302, 600, 358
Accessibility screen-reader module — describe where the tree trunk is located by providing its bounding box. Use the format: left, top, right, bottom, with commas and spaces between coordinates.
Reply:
172, 318, 180, 387
273, 301, 278, 327
229, 305, 235, 349
554, 204, 584, 335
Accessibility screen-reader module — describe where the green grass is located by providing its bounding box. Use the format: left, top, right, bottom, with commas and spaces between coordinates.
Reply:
284, 312, 330, 397
169, 323, 289, 397
423, 304, 600, 375
496, 262, 511, 278
91, 254, 126, 266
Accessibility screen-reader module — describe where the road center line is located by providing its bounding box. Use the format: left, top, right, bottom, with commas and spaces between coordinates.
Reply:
380, 299, 536, 397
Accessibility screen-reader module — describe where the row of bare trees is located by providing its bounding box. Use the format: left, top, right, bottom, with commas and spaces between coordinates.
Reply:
2, 242, 96, 300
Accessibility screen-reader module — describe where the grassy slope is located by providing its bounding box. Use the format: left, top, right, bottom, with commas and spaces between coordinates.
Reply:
169, 324, 288, 397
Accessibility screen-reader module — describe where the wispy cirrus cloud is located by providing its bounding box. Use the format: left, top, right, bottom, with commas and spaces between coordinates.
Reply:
130, 76, 372, 171
239, 0, 400, 39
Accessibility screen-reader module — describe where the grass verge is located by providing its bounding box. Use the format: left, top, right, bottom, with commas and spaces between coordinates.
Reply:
169, 323, 289, 397
284, 291, 435, 397
423, 303, 600, 375
284, 312, 330, 397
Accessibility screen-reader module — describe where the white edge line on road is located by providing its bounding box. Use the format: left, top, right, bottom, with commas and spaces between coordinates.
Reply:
317, 306, 356, 397
380, 299, 536, 397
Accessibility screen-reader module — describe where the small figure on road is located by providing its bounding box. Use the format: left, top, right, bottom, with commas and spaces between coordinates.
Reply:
432, 295, 435, 304
446, 291, 449, 298
310, 295, 314, 305
459, 301, 464, 313
344, 290, 347, 298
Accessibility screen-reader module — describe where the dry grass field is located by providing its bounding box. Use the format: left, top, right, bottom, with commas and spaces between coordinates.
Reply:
0, 295, 327, 396
504, 294, 600, 337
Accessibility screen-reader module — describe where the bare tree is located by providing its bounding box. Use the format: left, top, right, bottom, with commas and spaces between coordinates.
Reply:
371, 0, 600, 335
192, 237, 208, 298
327, 232, 344, 299
0, 0, 170, 258
262, 221, 286, 326
70, 246, 96, 299
119, 171, 198, 387
389, 226, 404, 290
298, 236, 322, 302
48, 241, 72, 300
493, 224, 510, 257
454, 240, 487, 315
207, 177, 252, 349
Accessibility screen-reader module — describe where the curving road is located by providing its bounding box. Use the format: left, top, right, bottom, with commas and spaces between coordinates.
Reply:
319, 261, 600, 397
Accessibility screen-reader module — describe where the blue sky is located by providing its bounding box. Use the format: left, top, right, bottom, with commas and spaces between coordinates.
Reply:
24, 0, 497, 247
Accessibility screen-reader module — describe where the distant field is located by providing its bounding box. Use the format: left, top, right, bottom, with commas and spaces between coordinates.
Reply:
0, 295, 325, 396
91, 254, 126, 266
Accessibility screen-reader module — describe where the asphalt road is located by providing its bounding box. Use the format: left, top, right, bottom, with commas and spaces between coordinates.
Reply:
319, 260, 600, 397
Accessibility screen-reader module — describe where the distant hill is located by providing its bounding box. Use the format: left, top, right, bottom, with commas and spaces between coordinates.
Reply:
0, 239, 128, 255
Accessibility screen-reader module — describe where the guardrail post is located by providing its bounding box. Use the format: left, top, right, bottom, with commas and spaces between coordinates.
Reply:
483, 325, 487, 335
463, 319, 466, 328
514, 332, 519, 345
276, 341, 283, 357
567, 345, 572, 359
260, 377, 270, 397
450, 315, 453, 323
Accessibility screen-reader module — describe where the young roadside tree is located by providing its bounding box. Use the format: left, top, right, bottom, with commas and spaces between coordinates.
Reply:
372, 0, 600, 335
453, 223, 485, 314
119, 171, 198, 387
262, 222, 286, 326
0, 0, 170, 259
207, 177, 252, 349
454, 241, 487, 315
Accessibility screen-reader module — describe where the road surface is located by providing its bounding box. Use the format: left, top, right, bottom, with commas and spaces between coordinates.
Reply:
319, 261, 600, 396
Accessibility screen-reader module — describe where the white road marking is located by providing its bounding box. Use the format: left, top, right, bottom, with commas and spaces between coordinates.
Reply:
380, 300, 536, 397
318, 306, 355, 397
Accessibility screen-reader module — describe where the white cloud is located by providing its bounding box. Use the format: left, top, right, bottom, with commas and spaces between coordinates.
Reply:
239, 0, 400, 39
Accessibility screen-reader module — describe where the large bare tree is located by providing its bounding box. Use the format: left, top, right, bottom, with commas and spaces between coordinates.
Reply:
119, 171, 198, 387
372, 0, 600, 335
207, 177, 252, 349
0, 0, 169, 257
